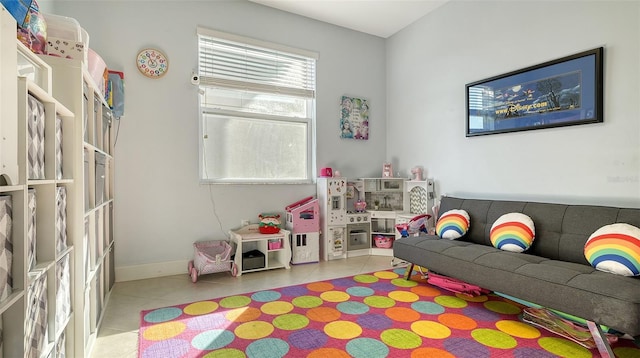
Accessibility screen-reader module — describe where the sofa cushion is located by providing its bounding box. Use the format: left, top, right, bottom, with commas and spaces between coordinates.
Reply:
584, 223, 640, 276
435, 209, 470, 239
490, 213, 535, 252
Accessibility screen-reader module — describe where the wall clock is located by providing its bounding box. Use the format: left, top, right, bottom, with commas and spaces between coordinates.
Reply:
136, 48, 169, 78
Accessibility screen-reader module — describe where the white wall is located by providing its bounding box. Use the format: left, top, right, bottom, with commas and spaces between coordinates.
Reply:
387, 0, 640, 208
44, 0, 388, 278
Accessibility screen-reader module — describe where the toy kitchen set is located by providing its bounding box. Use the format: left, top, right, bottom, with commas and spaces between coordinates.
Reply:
317, 172, 435, 261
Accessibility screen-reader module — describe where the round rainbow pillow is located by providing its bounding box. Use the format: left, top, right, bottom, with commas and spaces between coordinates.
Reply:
435, 209, 470, 240
490, 213, 535, 252
584, 223, 640, 276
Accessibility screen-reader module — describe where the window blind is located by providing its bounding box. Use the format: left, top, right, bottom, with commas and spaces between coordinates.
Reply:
197, 27, 317, 98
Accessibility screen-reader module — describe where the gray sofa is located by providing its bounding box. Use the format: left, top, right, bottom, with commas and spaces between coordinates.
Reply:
393, 196, 640, 342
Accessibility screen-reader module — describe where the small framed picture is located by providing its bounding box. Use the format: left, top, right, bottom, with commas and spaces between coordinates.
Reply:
340, 96, 369, 140
382, 163, 393, 177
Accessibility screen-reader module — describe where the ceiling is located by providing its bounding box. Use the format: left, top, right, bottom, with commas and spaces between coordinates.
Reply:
249, 0, 449, 38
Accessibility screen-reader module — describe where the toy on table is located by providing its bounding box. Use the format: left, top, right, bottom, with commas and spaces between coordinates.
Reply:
258, 213, 281, 234
395, 214, 432, 237
411, 166, 424, 181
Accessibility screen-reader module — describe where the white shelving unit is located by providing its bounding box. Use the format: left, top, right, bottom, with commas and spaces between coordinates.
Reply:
229, 225, 291, 276
0, 5, 76, 356
40, 53, 115, 357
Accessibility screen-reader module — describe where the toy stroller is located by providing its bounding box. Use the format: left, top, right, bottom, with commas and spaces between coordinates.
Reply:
188, 240, 237, 282
392, 214, 432, 267
395, 214, 431, 237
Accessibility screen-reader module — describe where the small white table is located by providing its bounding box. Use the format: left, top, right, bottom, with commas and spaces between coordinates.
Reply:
229, 224, 291, 276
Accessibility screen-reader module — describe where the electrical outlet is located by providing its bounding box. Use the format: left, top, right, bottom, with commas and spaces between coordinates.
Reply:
241, 219, 250, 227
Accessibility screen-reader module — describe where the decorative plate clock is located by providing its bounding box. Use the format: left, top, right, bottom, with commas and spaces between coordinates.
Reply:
136, 48, 169, 78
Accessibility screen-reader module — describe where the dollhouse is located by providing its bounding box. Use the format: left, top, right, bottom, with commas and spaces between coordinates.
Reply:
285, 196, 320, 264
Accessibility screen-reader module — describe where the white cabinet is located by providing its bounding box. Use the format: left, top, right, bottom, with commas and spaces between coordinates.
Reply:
0, 6, 76, 355
229, 225, 291, 276
40, 52, 115, 357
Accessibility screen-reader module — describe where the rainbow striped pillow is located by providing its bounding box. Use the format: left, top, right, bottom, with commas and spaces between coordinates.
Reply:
435, 209, 470, 240
584, 223, 640, 276
490, 213, 535, 252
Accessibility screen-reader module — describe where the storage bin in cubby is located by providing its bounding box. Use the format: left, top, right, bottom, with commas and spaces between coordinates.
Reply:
84, 217, 90, 279
242, 249, 265, 270
0, 195, 12, 302
56, 332, 66, 358
55, 254, 71, 332
27, 189, 36, 271
93, 97, 100, 146
84, 148, 90, 211
55, 115, 63, 180
108, 243, 115, 292
95, 152, 106, 206
27, 94, 45, 180
55, 186, 67, 254
83, 83, 89, 142
94, 213, 100, 267
94, 265, 103, 326
25, 274, 48, 358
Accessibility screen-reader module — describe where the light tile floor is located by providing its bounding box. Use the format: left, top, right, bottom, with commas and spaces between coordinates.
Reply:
89, 255, 400, 358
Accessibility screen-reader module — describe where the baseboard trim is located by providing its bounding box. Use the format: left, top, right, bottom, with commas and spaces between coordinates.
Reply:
116, 260, 189, 282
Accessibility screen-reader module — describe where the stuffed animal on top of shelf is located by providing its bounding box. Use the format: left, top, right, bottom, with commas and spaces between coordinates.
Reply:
258, 213, 281, 234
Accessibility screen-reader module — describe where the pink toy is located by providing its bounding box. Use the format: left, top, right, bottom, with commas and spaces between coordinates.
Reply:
319, 167, 333, 177
411, 166, 424, 181
354, 199, 367, 212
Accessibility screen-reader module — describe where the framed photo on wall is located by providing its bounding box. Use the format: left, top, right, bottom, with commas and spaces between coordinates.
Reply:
340, 96, 369, 140
466, 47, 603, 137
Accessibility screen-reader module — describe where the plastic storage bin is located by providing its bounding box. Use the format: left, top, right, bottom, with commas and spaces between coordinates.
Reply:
374, 235, 393, 248
88, 48, 107, 97
43, 12, 89, 63
268, 239, 282, 250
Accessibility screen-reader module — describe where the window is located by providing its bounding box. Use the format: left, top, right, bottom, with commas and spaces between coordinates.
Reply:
197, 27, 317, 183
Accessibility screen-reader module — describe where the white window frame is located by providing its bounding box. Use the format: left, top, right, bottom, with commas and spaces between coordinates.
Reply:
197, 26, 317, 184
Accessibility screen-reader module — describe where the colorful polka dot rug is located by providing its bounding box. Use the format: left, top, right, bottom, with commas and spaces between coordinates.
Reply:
138, 268, 640, 357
